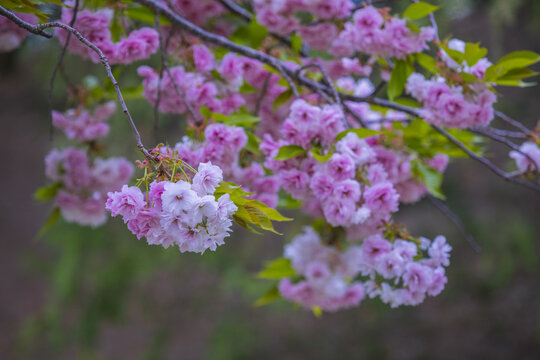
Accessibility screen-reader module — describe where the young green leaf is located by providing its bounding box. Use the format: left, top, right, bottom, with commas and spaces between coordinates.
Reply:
403, 1, 439, 20
388, 60, 411, 101
257, 258, 295, 279
254, 285, 281, 307
274, 145, 307, 161
335, 128, 382, 141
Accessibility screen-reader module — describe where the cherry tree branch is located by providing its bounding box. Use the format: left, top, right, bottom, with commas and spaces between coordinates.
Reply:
429, 196, 481, 253
131, 0, 540, 193
49, 0, 79, 140
0, 6, 153, 160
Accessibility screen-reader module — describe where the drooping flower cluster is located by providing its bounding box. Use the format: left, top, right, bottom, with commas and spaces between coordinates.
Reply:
405, 38, 497, 129
510, 142, 540, 174
361, 234, 451, 308
406, 73, 496, 128
106, 162, 238, 254
52, 101, 116, 142
45, 148, 133, 226
138, 45, 289, 122
254, 0, 353, 36
57, 3, 159, 64
262, 99, 447, 239
332, 6, 435, 59
279, 227, 451, 311
43, 100, 134, 226
279, 227, 365, 312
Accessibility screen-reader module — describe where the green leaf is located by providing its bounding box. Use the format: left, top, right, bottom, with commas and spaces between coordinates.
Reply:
464, 42, 488, 67
497, 50, 540, 69
273, 89, 293, 111
274, 145, 307, 161
310, 147, 333, 162
257, 258, 295, 279
239, 81, 257, 94
278, 192, 302, 209
335, 128, 382, 141
416, 53, 437, 73
245, 132, 262, 155
200, 105, 212, 119
486, 51, 540, 81
440, 44, 465, 65
125, 7, 170, 25
412, 161, 445, 199
312, 306, 323, 318
232, 18, 269, 48
290, 33, 303, 55
387, 60, 411, 101
34, 183, 62, 203
36, 208, 61, 238
254, 285, 281, 307
403, 1, 439, 20
212, 112, 260, 128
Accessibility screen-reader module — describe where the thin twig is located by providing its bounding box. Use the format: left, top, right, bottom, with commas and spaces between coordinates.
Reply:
495, 110, 531, 134
254, 72, 271, 115
431, 125, 540, 192
428, 196, 481, 253
49, 0, 79, 141
0, 7, 153, 160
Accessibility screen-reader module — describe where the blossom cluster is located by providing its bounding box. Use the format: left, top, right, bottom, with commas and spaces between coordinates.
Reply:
52, 101, 116, 142
405, 38, 497, 129
57, 4, 159, 65
262, 99, 447, 239
279, 227, 451, 311
253, 2, 434, 61
254, 0, 352, 36
0, 12, 36, 52
331, 6, 435, 59
138, 45, 289, 123
406, 73, 496, 128
45, 147, 133, 226
106, 162, 238, 254
279, 227, 365, 312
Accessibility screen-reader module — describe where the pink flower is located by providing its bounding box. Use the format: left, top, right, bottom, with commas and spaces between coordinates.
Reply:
328, 153, 356, 180
323, 198, 356, 226
364, 182, 400, 214
510, 142, 540, 173
106, 185, 146, 220
192, 162, 223, 195
353, 6, 383, 31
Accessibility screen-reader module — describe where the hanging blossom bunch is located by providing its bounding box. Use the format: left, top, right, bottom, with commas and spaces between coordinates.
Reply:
279, 227, 451, 311
43, 102, 134, 226
51, 101, 116, 142
0, 12, 36, 52
405, 38, 497, 129
331, 5, 435, 59
262, 99, 449, 235
56, 2, 159, 64
137, 44, 290, 124
106, 161, 238, 254
4, 0, 536, 315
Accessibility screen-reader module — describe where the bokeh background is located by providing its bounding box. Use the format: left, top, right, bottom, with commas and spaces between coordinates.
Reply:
1, 0, 540, 359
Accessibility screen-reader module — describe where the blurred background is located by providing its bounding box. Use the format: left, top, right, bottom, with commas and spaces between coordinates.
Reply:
1, 0, 540, 359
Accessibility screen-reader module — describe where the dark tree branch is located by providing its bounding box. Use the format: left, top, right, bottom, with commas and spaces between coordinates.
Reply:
428, 196, 481, 253
0, 7, 153, 160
